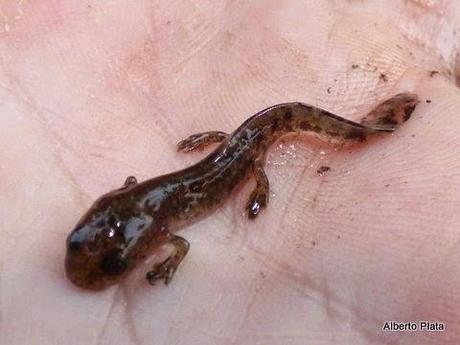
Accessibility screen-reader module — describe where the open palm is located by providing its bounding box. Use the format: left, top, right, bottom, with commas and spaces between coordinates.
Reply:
2, 1, 460, 344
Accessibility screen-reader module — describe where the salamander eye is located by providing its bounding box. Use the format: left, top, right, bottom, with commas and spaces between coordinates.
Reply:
100, 255, 127, 276
68, 240, 82, 251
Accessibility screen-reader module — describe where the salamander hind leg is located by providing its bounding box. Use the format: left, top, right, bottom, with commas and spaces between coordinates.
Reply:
246, 158, 270, 220
146, 235, 190, 285
177, 131, 229, 152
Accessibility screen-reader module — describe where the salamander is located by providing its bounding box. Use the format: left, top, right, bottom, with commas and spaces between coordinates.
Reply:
65, 93, 419, 290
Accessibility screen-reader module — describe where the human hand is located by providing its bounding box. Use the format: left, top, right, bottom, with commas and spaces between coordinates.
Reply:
2, 1, 459, 344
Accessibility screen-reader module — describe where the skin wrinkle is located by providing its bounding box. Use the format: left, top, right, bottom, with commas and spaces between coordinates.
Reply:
455, 52, 460, 87
4, 75, 93, 209
229, 194, 249, 240
308, 158, 333, 212
90, 45, 179, 153
88, 101, 148, 135
318, 276, 340, 331
172, 22, 223, 71
228, 284, 262, 345
247, 242, 321, 298
166, 281, 189, 337
123, 289, 143, 345
333, 12, 447, 86
94, 288, 121, 345
277, 156, 311, 228
403, 7, 460, 73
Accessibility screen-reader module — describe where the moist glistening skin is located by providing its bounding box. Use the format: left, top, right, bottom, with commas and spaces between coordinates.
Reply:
65, 93, 419, 290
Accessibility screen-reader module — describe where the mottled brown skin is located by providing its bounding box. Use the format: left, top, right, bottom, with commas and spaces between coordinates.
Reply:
65, 93, 419, 290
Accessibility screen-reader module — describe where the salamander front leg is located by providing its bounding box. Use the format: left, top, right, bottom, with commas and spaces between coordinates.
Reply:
146, 235, 190, 285
118, 176, 137, 191
123, 176, 137, 187
246, 158, 270, 219
177, 131, 228, 152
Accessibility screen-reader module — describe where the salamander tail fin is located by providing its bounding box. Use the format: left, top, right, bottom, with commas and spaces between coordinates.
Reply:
361, 93, 419, 130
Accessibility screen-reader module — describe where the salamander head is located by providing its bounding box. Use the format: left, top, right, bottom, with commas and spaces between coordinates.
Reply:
65, 190, 154, 290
